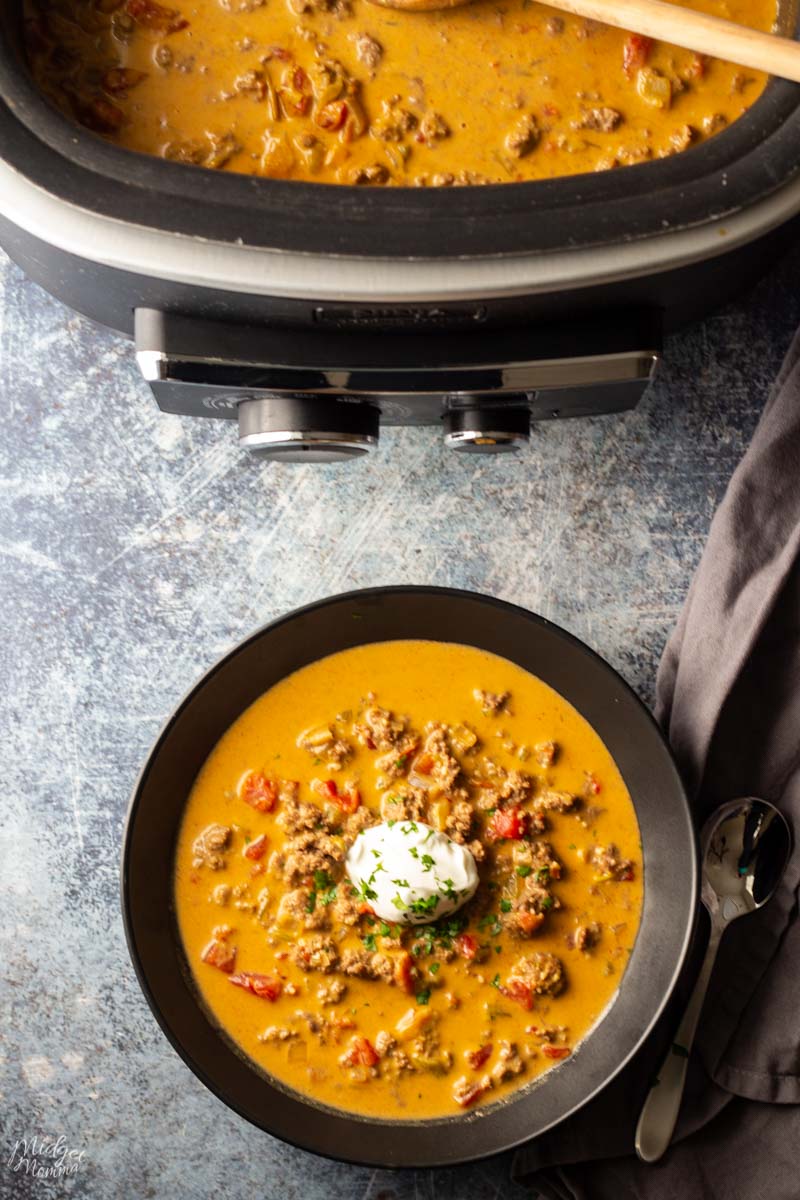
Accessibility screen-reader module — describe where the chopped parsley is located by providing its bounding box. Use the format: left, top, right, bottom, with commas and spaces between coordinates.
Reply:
311, 868, 338, 902
540, 896, 554, 911
568, 843, 577, 850
490, 973, 501, 989
387, 819, 397, 827
421, 854, 435, 873
362, 933, 377, 952
401, 822, 419, 835
379, 922, 391, 937
392, 878, 410, 888
416, 988, 431, 1005
429, 962, 440, 975
371, 849, 381, 859
409, 847, 419, 860
395, 754, 409, 771
392, 894, 406, 910
536, 866, 551, 883
499, 899, 512, 913
358, 878, 378, 902
409, 894, 440, 917
516, 865, 532, 878
306, 891, 317, 914
423, 828, 434, 844
439, 878, 457, 901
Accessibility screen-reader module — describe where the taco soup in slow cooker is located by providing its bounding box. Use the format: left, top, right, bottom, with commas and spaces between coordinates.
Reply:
24, 0, 774, 185
174, 639, 643, 1118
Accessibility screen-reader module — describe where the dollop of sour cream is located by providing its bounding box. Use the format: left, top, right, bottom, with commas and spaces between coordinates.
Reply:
345, 820, 479, 925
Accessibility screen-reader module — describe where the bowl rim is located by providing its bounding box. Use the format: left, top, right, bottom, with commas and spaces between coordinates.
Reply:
121, 585, 698, 1166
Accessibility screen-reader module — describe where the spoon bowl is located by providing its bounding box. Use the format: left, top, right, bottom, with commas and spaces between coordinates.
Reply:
636, 797, 792, 1163
702, 799, 792, 917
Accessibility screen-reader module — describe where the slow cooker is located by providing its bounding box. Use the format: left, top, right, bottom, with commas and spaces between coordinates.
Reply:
2, 2, 800, 459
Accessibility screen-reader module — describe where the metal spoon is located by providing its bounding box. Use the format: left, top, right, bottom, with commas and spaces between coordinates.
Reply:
635, 797, 792, 1164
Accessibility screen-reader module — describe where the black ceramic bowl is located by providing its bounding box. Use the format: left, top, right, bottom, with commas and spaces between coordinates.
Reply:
122, 586, 697, 1167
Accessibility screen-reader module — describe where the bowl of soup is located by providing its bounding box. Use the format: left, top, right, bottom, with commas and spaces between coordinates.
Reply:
122, 586, 697, 1165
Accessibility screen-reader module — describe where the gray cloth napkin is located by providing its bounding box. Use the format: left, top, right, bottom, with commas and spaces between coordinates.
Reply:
512, 329, 800, 1199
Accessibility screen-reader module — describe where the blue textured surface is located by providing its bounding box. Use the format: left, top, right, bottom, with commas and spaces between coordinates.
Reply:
2, 238, 800, 1200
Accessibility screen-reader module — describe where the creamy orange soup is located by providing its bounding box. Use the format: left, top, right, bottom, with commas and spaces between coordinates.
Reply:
26, 0, 773, 185
175, 639, 642, 1118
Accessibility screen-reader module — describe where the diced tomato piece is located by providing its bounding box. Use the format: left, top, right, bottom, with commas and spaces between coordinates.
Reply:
339, 785, 361, 814
314, 779, 339, 801
516, 911, 545, 935
584, 772, 602, 796
229, 971, 282, 1000
243, 834, 268, 861
500, 980, 534, 1010
393, 951, 415, 993
80, 97, 126, 134
454, 933, 478, 960
201, 939, 237, 974
618, 865, 635, 882
102, 67, 148, 94
239, 771, 277, 812
415, 753, 435, 776
623, 34, 653, 77
466, 1044, 492, 1069
358, 903, 376, 916
316, 101, 349, 132
341, 1035, 379, 1068
542, 1045, 571, 1059
315, 779, 360, 813
125, 0, 188, 32
487, 807, 528, 841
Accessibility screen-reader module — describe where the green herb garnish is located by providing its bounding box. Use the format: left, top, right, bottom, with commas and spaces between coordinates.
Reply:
409, 894, 439, 917
416, 988, 431, 1005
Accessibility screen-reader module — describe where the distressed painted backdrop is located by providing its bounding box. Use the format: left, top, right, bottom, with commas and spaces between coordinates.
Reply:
2, 238, 800, 1200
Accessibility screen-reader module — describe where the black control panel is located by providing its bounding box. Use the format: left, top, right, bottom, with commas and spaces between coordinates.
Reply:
135, 307, 661, 459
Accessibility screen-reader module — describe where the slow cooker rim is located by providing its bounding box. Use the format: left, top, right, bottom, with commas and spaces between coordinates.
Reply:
3, 4, 800, 260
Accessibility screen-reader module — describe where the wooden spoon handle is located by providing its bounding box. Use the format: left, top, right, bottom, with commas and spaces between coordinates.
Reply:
553, 0, 800, 81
